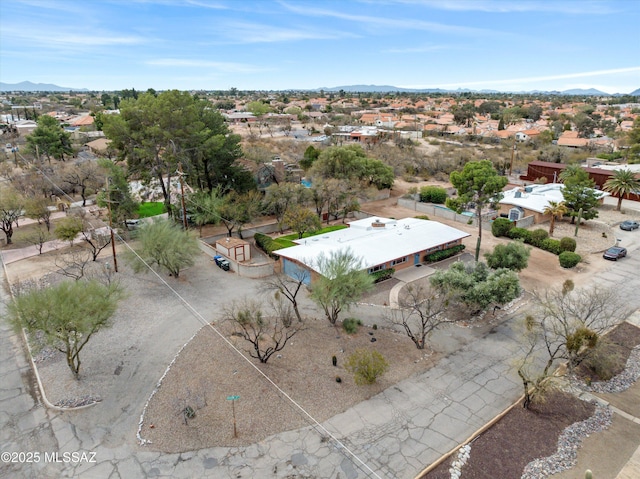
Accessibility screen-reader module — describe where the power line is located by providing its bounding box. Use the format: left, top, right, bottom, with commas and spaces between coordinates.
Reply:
11, 151, 384, 478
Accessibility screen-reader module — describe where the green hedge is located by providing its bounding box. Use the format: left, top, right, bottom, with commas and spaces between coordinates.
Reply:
497, 226, 574, 257
559, 251, 581, 268
254, 232, 285, 259
424, 244, 466, 263
529, 229, 549, 247
507, 227, 532, 243
419, 186, 448, 204
541, 238, 562, 255
370, 268, 395, 283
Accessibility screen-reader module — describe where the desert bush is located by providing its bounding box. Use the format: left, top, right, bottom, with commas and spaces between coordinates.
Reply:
491, 217, 513, 237
529, 228, 549, 247
485, 241, 531, 271
559, 251, 581, 268
342, 317, 362, 334
580, 339, 626, 381
419, 186, 448, 204
507, 227, 532, 243
559, 237, 577, 252
345, 349, 389, 385
414, 215, 430, 220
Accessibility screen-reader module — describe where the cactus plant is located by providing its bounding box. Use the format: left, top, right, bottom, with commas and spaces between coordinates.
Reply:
585, 470, 592, 479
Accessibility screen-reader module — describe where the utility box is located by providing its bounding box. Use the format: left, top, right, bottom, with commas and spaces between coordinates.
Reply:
215, 237, 250, 262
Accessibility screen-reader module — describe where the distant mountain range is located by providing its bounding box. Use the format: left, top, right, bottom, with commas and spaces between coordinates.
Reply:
1, 80, 638, 96
0, 81, 88, 92
321, 85, 640, 96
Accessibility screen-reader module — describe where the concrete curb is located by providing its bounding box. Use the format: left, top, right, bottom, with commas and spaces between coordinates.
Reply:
0, 253, 99, 412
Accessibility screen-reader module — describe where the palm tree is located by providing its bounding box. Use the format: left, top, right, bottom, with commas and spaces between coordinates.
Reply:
543, 201, 568, 236
603, 169, 640, 211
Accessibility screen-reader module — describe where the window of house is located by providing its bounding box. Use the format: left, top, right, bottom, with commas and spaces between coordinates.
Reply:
368, 264, 386, 274
391, 257, 407, 266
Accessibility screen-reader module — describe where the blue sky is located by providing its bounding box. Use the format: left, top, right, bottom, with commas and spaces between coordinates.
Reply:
1, 0, 639, 93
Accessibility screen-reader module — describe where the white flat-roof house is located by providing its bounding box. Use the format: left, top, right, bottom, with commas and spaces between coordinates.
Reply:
274, 217, 470, 284
498, 183, 609, 224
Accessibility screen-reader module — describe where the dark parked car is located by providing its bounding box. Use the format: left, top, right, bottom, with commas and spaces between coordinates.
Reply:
620, 220, 640, 231
603, 246, 627, 261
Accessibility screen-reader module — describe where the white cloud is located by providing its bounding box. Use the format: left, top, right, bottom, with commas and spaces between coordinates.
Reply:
281, 2, 502, 36
3, 25, 146, 48
213, 21, 356, 44
382, 44, 450, 53
387, 0, 617, 14
146, 58, 267, 73
402, 67, 640, 90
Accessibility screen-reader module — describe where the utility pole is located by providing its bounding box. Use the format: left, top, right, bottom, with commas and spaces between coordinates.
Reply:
508, 141, 516, 177
177, 163, 188, 230
105, 176, 118, 272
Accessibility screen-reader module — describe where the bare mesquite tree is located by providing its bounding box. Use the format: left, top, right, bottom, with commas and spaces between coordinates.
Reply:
261, 271, 310, 323
223, 298, 302, 363
387, 284, 454, 350
517, 284, 631, 408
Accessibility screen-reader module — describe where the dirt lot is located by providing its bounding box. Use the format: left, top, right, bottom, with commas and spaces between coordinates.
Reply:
2, 184, 638, 464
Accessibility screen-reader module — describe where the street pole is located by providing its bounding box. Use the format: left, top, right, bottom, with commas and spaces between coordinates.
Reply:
106, 177, 118, 272
508, 141, 516, 177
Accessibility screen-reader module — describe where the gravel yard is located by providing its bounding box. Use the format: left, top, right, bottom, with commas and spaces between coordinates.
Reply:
4, 195, 640, 467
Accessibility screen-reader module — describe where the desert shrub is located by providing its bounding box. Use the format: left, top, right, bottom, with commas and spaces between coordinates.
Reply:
507, 227, 532, 243
541, 238, 562, 255
419, 186, 448, 204
424, 244, 465, 263
491, 217, 513, 237
559, 237, 577, 252
370, 268, 395, 283
529, 228, 549, 247
559, 251, 581, 268
342, 317, 363, 334
485, 241, 531, 271
414, 215, 430, 220
580, 339, 626, 381
345, 349, 389, 385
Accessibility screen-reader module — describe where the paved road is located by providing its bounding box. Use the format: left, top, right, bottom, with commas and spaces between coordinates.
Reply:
3, 240, 640, 478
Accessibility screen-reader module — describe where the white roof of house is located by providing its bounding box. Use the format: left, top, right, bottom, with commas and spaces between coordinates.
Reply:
274, 217, 470, 274
500, 183, 609, 214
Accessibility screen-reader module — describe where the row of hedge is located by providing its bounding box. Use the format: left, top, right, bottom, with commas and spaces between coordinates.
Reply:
254, 232, 283, 259
370, 268, 395, 283
492, 218, 581, 268
424, 244, 466, 263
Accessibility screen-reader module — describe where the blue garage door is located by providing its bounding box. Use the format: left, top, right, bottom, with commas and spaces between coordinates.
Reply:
283, 259, 311, 285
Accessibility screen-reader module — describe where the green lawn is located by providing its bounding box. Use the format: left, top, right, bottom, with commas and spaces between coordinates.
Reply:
278, 224, 348, 242
137, 202, 165, 218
